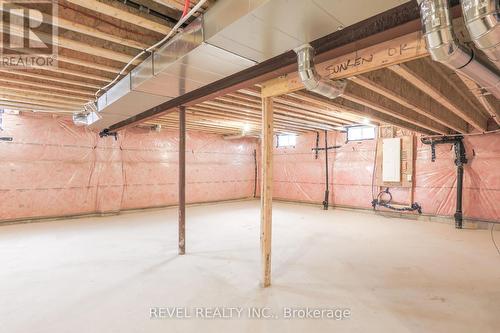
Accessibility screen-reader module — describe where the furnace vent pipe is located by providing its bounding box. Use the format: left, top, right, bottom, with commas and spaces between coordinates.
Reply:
417, 0, 500, 98
294, 44, 346, 99
462, 0, 500, 69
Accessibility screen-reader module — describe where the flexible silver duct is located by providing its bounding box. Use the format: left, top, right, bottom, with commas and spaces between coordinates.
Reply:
73, 102, 100, 126
73, 112, 101, 126
461, 0, 500, 69
417, 0, 500, 98
294, 44, 346, 99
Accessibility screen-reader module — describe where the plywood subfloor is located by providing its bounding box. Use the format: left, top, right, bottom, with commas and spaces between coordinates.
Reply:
1, 201, 499, 333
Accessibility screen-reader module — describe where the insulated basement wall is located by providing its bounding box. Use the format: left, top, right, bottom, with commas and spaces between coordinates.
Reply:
272, 131, 500, 222
0, 113, 257, 222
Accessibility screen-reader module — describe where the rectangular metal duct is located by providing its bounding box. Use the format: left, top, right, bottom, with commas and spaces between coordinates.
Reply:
91, 0, 409, 130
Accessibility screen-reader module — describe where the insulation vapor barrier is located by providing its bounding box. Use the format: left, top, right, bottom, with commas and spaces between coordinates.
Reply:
272, 131, 376, 208
414, 134, 500, 221
0, 113, 257, 222
273, 131, 500, 222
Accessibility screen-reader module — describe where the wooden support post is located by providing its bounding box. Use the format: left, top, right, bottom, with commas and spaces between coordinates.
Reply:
261, 97, 273, 287
179, 106, 186, 255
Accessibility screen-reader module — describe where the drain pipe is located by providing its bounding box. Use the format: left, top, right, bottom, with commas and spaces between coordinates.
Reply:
294, 44, 347, 99
417, 0, 500, 98
421, 136, 468, 229
323, 130, 330, 210
462, 0, 500, 70
454, 139, 466, 229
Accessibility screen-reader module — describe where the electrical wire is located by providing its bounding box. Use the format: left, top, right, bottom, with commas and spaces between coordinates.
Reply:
182, 0, 191, 18
94, 0, 208, 99
491, 223, 500, 256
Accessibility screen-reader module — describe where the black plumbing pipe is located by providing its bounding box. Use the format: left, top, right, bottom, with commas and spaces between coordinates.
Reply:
455, 164, 464, 229
421, 136, 467, 229
323, 130, 329, 210
453, 139, 467, 229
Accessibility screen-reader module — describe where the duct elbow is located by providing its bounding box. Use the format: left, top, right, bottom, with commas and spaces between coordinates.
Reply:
295, 44, 346, 99
418, 0, 473, 69
72, 102, 100, 126
462, 0, 500, 68
418, 0, 500, 98
309, 79, 347, 99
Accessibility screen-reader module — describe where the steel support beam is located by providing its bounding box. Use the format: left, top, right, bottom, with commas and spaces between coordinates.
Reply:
179, 106, 186, 255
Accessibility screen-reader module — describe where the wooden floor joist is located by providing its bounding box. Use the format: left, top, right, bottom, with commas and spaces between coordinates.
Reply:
66, 0, 173, 34
0, 100, 79, 113
210, 97, 349, 127
0, 95, 82, 110
0, 77, 95, 97
37, 67, 113, 83
0, 4, 150, 50
390, 59, 489, 132
293, 91, 435, 135
352, 69, 469, 133
0, 91, 84, 107
57, 55, 121, 74
0, 70, 101, 89
226, 92, 355, 125
343, 82, 450, 134
0, 84, 90, 102
152, 0, 210, 12
197, 101, 342, 131
456, 74, 500, 126
182, 105, 313, 133
0, 24, 138, 64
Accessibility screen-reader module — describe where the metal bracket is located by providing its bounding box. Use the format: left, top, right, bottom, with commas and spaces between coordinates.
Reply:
99, 129, 118, 141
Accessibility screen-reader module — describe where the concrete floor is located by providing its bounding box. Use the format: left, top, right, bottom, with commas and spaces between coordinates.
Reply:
1, 200, 499, 333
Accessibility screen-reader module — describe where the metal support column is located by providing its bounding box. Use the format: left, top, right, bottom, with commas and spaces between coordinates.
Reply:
179, 106, 186, 254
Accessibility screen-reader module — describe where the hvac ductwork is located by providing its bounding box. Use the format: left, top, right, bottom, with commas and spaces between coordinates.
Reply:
294, 44, 346, 99
72, 102, 100, 126
87, 0, 410, 130
417, 0, 500, 98
462, 0, 500, 69
73, 112, 101, 126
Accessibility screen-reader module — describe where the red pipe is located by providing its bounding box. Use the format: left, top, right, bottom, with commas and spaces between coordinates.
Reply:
182, 0, 190, 17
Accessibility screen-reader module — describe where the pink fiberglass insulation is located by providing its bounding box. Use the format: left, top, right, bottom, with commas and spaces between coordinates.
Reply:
273, 131, 336, 203
0, 113, 257, 222
272, 131, 500, 222
414, 133, 500, 221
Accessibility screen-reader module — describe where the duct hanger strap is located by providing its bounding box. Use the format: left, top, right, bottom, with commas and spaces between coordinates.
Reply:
294, 44, 347, 99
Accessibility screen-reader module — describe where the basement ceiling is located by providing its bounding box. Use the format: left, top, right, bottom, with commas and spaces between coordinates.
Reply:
0, 0, 498, 136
